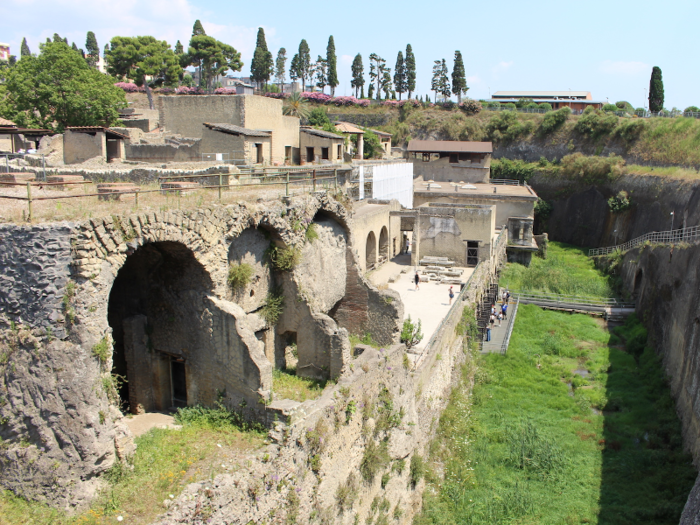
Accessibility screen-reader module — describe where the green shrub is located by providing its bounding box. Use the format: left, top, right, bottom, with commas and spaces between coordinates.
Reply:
175, 401, 267, 433
336, 473, 358, 512
602, 103, 619, 112
308, 107, 330, 127
505, 419, 566, 479
559, 153, 625, 184
608, 190, 632, 213
486, 111, 534, 142
459, 99, 481, 115
614, 118, 647, 143
360, 439, 390, 482
574, 108, 619, 139
684, 106, 700, 114
516, 98, 534, 108
538, 107, 571, 136
227, 262, 254, 290
615, 100, 634, 112
504, 102, 517, 110
267, 244, 301, 271
525, 102, 539, 109
538, 103, 552, 111
400, 315, 423, 349
490, 158, 536, 183
409, 454, 424, 487
260, 292, 284, 325
615, 313, 648, 359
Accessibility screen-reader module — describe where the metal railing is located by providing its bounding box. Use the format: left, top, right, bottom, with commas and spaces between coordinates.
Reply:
512, 291, 633, 309
482, 297, 520, 355
588, 225, 700, 256
489, 178, 522, 186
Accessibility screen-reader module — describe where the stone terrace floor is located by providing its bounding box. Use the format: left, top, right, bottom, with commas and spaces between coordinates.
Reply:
367, 253, 474, 354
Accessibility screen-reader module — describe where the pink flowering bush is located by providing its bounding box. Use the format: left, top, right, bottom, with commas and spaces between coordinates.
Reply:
214, 88, 237, 94
381, 100, 400, 107
176, 86, 199, 94
263, 92, 289, 99
114, 82, 145, 93
158, 87, 176, 94
301, 92, 332, 103
458, 99, 482, 115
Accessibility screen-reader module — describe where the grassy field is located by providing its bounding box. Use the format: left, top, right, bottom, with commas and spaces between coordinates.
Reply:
418, 243, 695, 525
499, 241, 617, 298
0, 409, 265, 525
272, 367, 327, 402
417, 306, 695, 525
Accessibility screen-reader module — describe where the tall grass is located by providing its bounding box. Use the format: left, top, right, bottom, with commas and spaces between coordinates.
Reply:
418, 305, 695, 525
500, 241, 616, 297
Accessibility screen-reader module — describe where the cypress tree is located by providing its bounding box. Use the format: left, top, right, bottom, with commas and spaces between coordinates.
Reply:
351, 53, 364, 98
431, 60, 441, 103
326, 36, 338, 97
649, 66, 664, 112
192, 20, 206, 37
289, 53, 300, 86
439, 59, 451, 101
452, 50, 467, 103
85, 31, 99, 68
20, 38, 31, 57
297, 40, 311, 90
405, 44, 416, 99
394, 51, 407, 100
250, 27, 273, 90
275, 48, 287, 93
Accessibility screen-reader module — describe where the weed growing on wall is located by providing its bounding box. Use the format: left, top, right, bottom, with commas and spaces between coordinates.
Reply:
267, 244, 302, 271
305, 223, 319, 243
260, 292, 284, 325
91, 335, 111, 368
227, 262, 254, 290
607, 190, 632, 213
360, 439, 390, 483
409, 454, 425, 488
400, 315, 423, 349
335, 472, 359, 512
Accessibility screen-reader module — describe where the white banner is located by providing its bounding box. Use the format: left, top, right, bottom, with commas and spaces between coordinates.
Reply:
372, 163, 413, 209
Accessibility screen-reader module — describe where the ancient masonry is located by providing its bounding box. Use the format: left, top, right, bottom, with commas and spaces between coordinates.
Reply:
0, 194, 504, 523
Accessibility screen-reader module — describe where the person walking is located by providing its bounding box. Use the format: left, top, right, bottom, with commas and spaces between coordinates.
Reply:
414, 271, 420, 290
497, 311, 503, 326
506, 290, 511, 303
486, 326, 491, 342
448, 286, 454, 305
502, 302, 508, 320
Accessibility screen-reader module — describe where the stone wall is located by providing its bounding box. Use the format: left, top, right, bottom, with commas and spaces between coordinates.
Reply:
63, 130, 105, 165
159, 95, 240, 139
352, 200, 403, 273
125, 141, 201, 163
0, 194, 398, 509
300, 131, 344, 163
410, 156, 490, 183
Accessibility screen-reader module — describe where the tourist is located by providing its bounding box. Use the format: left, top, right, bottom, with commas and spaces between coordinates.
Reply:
405, 238, 410, 254
414, 271, 420, 290
497, 312, 503, 326
506, 290, 511, 303
486, 326, 491, 342
448, 286, 454, 305
491, 304, 496, 316
502, 290, 507, 304
502, 303, 508, 319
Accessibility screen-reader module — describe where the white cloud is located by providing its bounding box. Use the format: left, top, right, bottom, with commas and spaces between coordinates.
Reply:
491, 61, 514, 74
600, 60, 649, 75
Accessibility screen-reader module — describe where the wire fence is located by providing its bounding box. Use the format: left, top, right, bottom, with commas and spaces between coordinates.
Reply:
588, 225, 700, 256
511, 291, 633, 308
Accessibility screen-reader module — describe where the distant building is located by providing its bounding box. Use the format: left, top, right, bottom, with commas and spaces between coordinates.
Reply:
407, 140, 492, 183
0, 43, 10, 61
488, 90, 604, 111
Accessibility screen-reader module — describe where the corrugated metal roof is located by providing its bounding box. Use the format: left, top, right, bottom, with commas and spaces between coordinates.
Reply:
301, 128, 344, 140
0, 117, 17, 127
203, 123, 271, 137
407, 140, 493, 154
334, 121, 365, 134
493, 91, 590, 99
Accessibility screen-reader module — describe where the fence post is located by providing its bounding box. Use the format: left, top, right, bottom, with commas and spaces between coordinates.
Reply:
42, 155, 46, 181
334, 169, 338, 192
134, 190, 139, 210
286, 170, 289, 197
218, 174, 222, 201
26, 181, 32, 222
312, 169, 317, 192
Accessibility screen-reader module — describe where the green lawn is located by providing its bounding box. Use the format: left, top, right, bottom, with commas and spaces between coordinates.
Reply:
500, 241, 617, 298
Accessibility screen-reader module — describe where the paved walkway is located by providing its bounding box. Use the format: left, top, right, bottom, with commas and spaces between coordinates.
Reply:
124, 412, 181, 437
482, 301, 515, 354
369, 253, 474, 352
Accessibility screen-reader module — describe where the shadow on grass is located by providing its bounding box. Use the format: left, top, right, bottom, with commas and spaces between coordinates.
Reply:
598, 315, 696, 525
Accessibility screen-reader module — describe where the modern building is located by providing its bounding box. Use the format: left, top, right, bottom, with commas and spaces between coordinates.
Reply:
488, 91, 604, 111
407, 140, 492, 183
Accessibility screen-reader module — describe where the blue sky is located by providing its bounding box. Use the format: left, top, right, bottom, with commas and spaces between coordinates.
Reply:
2, 0, 698, 109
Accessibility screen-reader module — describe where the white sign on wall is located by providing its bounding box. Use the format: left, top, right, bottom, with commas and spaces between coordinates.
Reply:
372, 163, 413, 209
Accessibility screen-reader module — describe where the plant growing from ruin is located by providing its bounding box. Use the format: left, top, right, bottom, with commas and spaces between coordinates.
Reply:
92, 335, 111, 368
400, 315, 423, 349
360, 439, 390, 483
305, 223, 319, 243
267, 244, 302, 271
260, 292, 284, 325
409, 454, 425, 488
335, 472, 358, 512
227, 262, 254, 290
608, 190, 632, 213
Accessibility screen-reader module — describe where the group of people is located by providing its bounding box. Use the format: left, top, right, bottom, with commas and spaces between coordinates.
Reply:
485, 289, 510, 342
413, 270, 456, 306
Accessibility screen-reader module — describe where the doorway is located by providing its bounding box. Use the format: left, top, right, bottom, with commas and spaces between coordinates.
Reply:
256, 143, 263, 164
467, 241, 479, 267
306, 147, 315, 162
171, 358, 187, 408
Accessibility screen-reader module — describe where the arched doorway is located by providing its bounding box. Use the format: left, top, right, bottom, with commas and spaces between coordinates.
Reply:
379, 226, 389, 264
366, 231, 377, 269
107, 241, 213, 413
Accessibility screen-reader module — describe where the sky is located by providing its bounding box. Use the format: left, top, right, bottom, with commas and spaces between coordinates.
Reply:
2, 0, 699, 109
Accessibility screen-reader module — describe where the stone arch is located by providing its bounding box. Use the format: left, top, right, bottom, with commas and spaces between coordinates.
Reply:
366, 231, 377, 269
227, 227, 275, 314
108, 241, 214, 413
379, 226, 389, 264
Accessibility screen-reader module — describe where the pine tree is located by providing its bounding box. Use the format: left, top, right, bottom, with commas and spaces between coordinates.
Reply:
649, 66, 664, 112
394, 51, 407, 100
368, 83, 374, 99
351, 53, 364, 98
275, 48, 287, 93
360, 85, 365, 99
53, 34, 63, 43
250, 27, 273, 90
174, 40, 184, 55
85, 31, 99, 68
192, 20, 206, 37
381, 69, 393, 99
451, 50, 467, 103
369, 54, 386, 100
20, 38, 31, 57
289, 53, 300, 86
326, 36, 338, 97
405, 44, 416, 99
